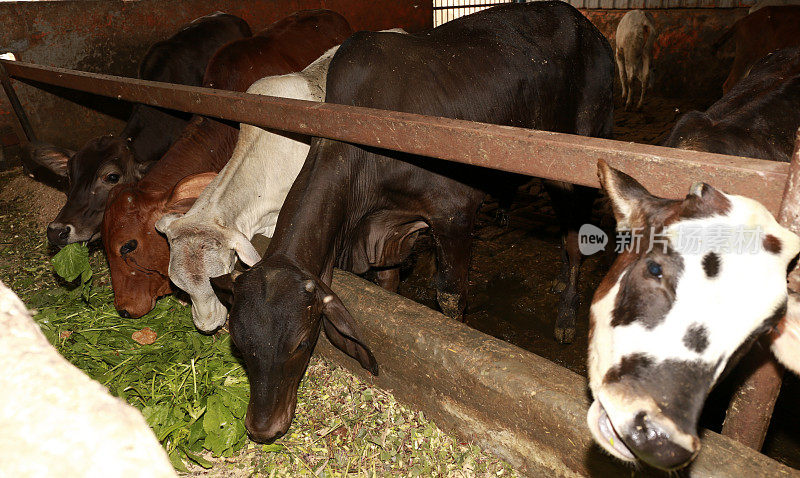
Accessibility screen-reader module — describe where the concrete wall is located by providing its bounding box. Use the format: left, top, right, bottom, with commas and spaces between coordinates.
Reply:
0, 0, 432, 157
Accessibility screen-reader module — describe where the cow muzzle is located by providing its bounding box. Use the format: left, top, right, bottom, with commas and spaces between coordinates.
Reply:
191, 296, 228, 334
244, 402, 294, 444
588, 400, 699, 470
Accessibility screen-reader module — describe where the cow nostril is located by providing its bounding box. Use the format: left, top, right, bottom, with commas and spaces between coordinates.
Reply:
47, 224, 73, 245
118, 309, 131, 319
624, 412, 697, 470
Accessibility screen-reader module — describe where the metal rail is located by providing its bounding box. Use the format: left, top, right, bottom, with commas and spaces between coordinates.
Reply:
2, 58, 796, 454
2, 59, 790, 214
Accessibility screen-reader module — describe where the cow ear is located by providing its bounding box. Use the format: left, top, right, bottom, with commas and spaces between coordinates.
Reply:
597, 159, 659, 230
771, 292, 800, 376
164, 172, 216, 214
316, 281, 379, 376
22, 142, 74, 190
133, 159, 155, 180
155, 213, 181, 235
226, 230, 261, 267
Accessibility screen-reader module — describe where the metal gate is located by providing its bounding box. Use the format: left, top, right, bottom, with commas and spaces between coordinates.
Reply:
434, 0, 521, 26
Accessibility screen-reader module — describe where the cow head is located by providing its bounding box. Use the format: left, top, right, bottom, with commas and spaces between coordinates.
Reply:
155, 174, 260, 333
230, 260, 377, 443
587, 160, 800, 470
26, 136, 149, 246
103, 175, 209, 319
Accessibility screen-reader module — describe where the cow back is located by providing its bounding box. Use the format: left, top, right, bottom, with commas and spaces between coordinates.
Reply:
665, 46, 800, 162
123, 12, 252, 165
328, 1, 612, 136
204, 10, 352, 92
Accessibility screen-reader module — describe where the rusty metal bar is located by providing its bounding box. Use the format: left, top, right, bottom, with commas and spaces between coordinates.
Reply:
722, 129, 800, 449
720, 338, 784, 450
1, 59, 790, 213
0, 60, 35, 146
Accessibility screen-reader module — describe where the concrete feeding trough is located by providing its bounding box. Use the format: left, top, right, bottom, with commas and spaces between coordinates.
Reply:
318, 270, 800, 477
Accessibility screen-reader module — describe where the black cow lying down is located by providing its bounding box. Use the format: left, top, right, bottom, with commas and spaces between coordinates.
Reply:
664, 45, 800, 161
230, 1, 614, 443
25, 12, 251, 245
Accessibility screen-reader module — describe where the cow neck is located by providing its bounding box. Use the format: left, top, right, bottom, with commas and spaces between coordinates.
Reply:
138, 116, 236, 196
266, 143, 353, 283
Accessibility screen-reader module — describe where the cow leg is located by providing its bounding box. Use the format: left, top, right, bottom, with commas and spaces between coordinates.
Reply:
615, 49, 628, 107
544, 180, 596, 344
375, 268, 400, 292
636, 55, 650, 111
624, 61, 636, 111
430, 217, 476, 321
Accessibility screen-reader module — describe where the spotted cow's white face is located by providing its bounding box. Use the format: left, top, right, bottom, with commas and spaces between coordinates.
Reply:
587, 160, 800, 471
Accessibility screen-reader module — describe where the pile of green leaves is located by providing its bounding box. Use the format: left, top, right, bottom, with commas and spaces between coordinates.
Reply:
4, 229, 517, 475
34, 243, 249, 470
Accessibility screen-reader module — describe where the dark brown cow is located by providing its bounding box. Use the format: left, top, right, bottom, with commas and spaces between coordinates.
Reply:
664, 46, 800, 162
230, 1, 614, 443
25, 12, 251, 245
102, 10, 352, 319
714, 6, 800, 94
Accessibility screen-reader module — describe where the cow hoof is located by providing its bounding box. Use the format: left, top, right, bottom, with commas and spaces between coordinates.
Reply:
437, 291, 463, 320
554, 325, 575, 344
494, 209, 510, 227
549, 279, 567, 294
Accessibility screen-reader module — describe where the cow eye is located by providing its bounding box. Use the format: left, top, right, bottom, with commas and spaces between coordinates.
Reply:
293, 339, 310, 354
120, 239, 137, 256
104, 173, 121, 184
646, 260, 663, 278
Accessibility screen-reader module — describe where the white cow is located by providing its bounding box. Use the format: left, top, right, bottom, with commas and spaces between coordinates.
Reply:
615, 10, 657, 111
0, 281, 176, 477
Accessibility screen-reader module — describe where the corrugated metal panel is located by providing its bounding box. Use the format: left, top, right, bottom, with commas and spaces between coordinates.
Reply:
433, 0, 766, 14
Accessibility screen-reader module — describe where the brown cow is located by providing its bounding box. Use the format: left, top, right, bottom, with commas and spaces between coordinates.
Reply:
714, 6, 800, 94
102, 10, 353, 319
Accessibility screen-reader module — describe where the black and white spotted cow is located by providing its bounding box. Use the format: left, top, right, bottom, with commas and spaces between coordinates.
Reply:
587, 160, 800, 470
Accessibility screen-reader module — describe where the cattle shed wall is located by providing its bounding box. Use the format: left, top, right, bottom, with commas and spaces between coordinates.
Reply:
0, 0, 432, 160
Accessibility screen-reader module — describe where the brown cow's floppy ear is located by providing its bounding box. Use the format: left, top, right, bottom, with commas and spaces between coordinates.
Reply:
316, 281, 379, 376
597, 159, 659, 230
164, 172, 217, 214
771, 291, 800, 376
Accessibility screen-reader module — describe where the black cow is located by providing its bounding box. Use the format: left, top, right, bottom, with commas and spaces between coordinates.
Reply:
230, 1, 613, 443
25, 12, 251, 245
664, 46, 800, 161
